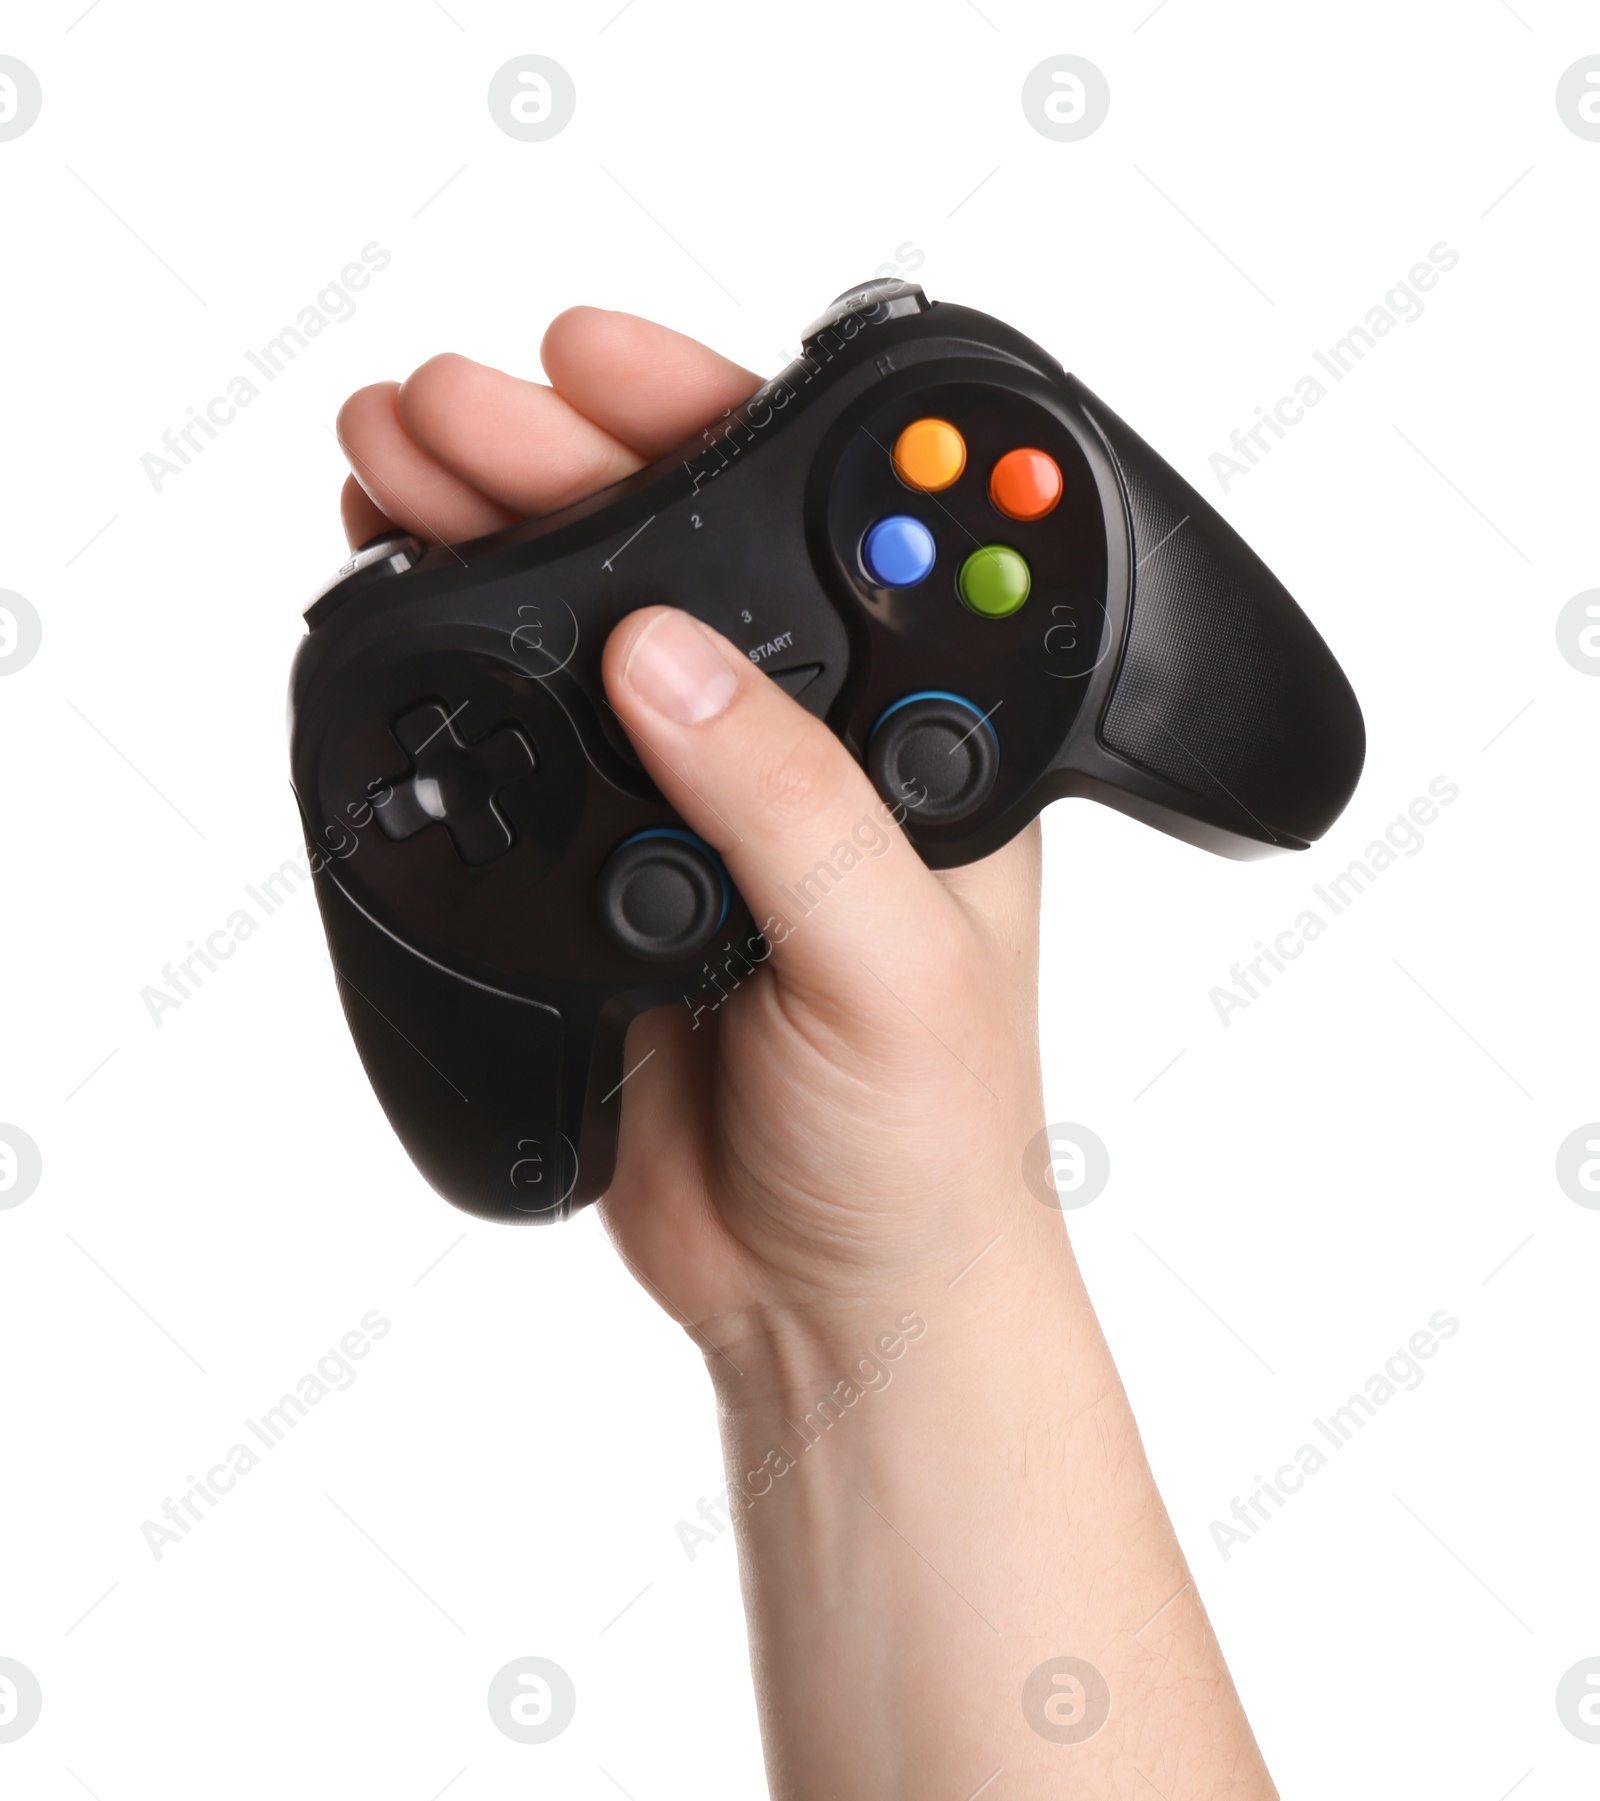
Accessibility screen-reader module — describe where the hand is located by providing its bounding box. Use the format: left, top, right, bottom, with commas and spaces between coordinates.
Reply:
335, 307, 1058, 1343
336, 311, 1276, 1799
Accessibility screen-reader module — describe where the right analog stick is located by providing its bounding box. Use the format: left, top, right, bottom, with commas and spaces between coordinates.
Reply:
867, 693, 999, 825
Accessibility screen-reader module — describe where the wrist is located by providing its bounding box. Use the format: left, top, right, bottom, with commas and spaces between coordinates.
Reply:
699, 1199, 1087, 1427
696, 1211, 1143, 1642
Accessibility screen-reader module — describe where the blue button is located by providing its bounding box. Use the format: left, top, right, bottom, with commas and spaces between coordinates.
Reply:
861, 515, 937, 588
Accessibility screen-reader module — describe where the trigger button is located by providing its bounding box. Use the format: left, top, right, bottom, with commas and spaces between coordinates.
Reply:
304, 532, 425, 625
801, 279, 928, 351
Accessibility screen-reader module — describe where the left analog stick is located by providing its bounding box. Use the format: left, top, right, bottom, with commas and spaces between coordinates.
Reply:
597, 830, 729, 962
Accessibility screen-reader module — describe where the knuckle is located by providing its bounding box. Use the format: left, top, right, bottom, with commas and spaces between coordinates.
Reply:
748, 721, 853, 836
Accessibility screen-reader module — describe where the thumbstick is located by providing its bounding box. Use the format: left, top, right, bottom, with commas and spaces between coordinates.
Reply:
867, 692, 999, 825
597, 829, 729, 962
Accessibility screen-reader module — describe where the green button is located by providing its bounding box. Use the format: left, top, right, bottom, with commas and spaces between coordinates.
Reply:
958, 544, 1031, 618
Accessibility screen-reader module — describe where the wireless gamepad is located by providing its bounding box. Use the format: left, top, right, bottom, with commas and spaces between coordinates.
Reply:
288, 279, 1364, 1223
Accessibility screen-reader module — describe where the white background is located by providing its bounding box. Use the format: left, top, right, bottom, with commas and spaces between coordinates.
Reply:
1, 2, 1596, 1796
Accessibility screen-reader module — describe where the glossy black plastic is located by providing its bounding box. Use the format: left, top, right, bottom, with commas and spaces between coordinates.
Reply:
288, 280, 1365, 1221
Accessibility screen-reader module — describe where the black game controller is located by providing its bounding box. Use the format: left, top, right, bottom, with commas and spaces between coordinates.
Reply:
289, 280, 1364, 1223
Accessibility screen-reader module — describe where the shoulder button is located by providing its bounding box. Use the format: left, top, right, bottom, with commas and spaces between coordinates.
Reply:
801, 279, 928, 354
304, 532, 426, 625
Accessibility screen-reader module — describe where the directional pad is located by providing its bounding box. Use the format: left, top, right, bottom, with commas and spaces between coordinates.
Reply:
376, 703, 537, 865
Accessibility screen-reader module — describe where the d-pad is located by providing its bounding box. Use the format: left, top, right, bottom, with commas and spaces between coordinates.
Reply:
376, 702, 537, 865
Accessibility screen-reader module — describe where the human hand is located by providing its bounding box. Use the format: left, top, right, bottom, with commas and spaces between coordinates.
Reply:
335, 307, 1060, 1349
337, 310, 1274, 1798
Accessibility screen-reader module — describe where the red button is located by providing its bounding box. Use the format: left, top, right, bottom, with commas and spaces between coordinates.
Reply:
989, 448, 1063, 522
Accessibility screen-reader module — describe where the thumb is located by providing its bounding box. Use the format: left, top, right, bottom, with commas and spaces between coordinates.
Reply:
601, 606, 954, 1001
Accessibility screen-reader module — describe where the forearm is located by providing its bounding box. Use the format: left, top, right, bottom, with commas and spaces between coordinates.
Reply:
706, 1213, 1276, 1800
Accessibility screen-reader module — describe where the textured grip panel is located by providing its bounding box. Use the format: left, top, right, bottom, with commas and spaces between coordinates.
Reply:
314, 870, 578, 1222
1088, 395, 1364, 846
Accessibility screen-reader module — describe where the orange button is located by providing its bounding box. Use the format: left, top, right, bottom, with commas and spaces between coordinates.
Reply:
893, 417, 966, 492
989, 447, 1063, 521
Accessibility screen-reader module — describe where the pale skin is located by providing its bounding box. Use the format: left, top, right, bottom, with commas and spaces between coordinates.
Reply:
336, 309, 1278, 1799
